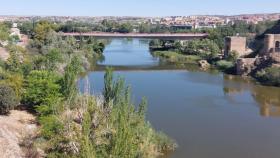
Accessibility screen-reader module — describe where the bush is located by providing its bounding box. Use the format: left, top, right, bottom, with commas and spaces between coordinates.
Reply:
182, 39, 220, 60
152, 51, 202, 64
227, 50, 239, 62
216, 60, 234, 70
0, 84, 18, 115
255, 67, 280, 86
39, 115, 63, 139
23, 70, 62, 114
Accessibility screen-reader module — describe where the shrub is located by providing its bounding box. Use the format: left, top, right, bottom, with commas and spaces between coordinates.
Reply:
0, 73, 24, 99
152, 51, 202, 64
182, 39, 220, 60
39, 115, 63, 139
227, 50, 239, 62
0, 84, 18, 115
216, 60, 234, 70
255, 67, 280, 86
23, 70, 62, 114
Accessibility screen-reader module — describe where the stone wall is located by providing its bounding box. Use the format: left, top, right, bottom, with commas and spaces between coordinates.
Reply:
224, 36, 247, 57
271, 53, 280, 67
262, 34, 280, 55
236, 58, 256, 76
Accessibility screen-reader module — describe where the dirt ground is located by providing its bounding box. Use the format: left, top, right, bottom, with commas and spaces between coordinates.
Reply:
0, 110, 37, 158
0, 47, 9, 61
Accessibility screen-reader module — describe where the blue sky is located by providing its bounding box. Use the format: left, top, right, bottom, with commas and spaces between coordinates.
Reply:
1, 0, 279, 16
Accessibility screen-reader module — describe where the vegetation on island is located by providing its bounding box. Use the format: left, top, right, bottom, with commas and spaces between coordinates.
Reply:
0, 21, 176, 157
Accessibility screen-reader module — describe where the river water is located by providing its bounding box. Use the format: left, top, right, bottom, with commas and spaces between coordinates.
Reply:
79, 38, 280, 158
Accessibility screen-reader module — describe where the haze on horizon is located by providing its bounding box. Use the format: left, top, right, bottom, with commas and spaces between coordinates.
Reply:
0, 0, 280, 17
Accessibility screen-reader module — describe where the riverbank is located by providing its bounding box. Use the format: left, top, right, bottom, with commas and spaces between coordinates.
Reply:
149, 50, 280, 87
150, 50, 236, 71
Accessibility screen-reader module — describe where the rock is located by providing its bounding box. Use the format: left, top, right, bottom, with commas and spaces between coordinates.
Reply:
198, 60, 210, 69
236, 58, 256, 76
271, 53, 280, 64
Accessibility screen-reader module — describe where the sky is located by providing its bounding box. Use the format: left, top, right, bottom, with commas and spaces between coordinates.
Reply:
0, 0, 280, 17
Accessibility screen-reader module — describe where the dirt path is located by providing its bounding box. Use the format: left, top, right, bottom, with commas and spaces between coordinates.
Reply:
0, 110, 37, 158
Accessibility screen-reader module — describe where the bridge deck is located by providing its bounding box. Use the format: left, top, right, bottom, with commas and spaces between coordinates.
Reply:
62, 32, 208, 39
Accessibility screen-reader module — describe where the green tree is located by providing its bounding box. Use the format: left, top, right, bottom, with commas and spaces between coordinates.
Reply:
45, 49, 63, 71
183, 39, 220, 60
18, 21, 34, 36
227, 50, 239, 62
139, 23, 151, 33
118, 23, 133, 33
23, 70, 62, 115
62, 56, 82, 102
0, 84, 18, 115
0, 23, 9, 41
33, 21, 57, 50
5, 51, 21, 72
0, 72, 24, 99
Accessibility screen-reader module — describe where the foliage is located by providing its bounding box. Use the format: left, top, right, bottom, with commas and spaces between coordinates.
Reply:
103, 67, 124, 107
43, 69, 176, 158
61, 55, 82, 102
226, 50, 239, 62
118, 23, 133, 33
45, 49, 63, 71
139, 23, 151, 33
23, 70, 62, 115
152, 51, 202, 64
0, 84, 18, 115
0, 23, 9, 41
0, 72, 24, 99
149, 39, 165, 48
5, 51, 21, 72
39, 115, 63, 139
92, 42, 105, 54
215, 60, 234, 70
182, 39, 220, 60
18, 21, 34, 36
77, 69, 177, 157
34, 21, 57, 43
255, 67, 280, 86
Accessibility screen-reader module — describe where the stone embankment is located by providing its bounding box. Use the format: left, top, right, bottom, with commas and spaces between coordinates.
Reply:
236, 53, 280, 76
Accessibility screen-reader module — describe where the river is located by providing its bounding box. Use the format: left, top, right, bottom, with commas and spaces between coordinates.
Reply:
79, 38, 280, 158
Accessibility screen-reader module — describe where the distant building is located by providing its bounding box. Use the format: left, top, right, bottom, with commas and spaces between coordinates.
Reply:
224, 36, 247, 57
170, 25, 193, 30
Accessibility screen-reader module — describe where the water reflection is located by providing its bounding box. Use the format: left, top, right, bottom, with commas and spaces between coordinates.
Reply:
97, 38, 159, 66
223, 75, 280, 117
